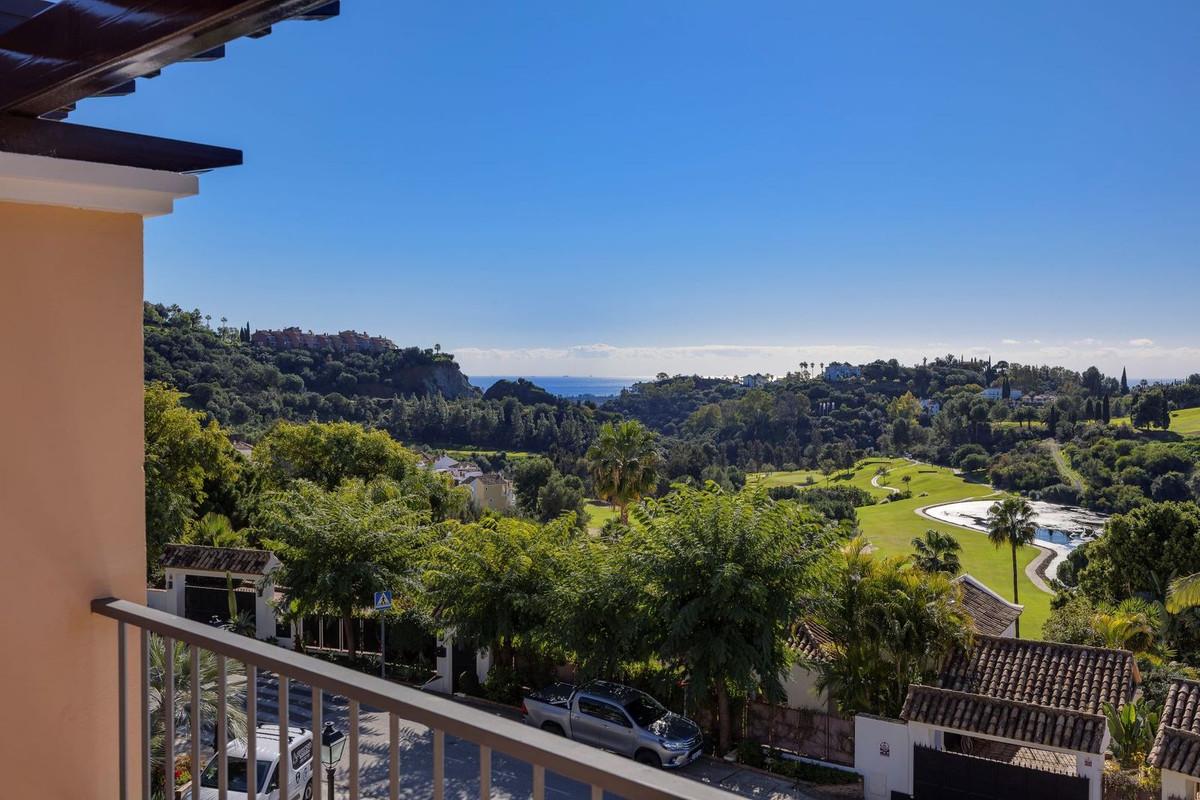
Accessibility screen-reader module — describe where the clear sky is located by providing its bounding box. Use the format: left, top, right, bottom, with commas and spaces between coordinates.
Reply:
73, 1, 1200, 379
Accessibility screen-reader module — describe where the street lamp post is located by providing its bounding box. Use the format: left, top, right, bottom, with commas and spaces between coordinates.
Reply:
320, 722, 347, 800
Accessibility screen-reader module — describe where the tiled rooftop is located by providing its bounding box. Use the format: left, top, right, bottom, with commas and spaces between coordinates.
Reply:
1150, 679, 1200, 777
792, 619, 834, 663
902, 684, 1109, 754
937, 635, 1134, 715
952, 574, 1022, 637
162, 543, 275, 575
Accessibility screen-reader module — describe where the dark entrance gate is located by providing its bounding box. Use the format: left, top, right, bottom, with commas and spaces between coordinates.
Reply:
913, 745, 1089, 800
184, 575, 254, 626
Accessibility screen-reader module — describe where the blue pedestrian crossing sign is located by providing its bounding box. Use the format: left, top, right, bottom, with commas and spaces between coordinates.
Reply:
373, 591, 393, 610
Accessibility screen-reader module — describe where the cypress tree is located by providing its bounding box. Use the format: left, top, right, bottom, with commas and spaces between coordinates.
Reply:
1120, 367, 1129, 394
1102, 393, 1111, 423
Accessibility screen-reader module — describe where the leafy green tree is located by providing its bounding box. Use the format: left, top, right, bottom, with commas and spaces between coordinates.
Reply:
547, 536, 653, 678
422, 516, 576, 668
910, 529, 962, 575
511, 456, 555, 515
536, 471, 587, 527
634, 486, 834, 754
256, 420, 416, 489
985, 496, 1038, 636
816, 537, 972, 718
256, 421, 467, 521
1080, 502, 1200, 607
1132, 389, 1169, 430
144, 382, 240, 577
260, 478, 431, 658
586, 420, 661, 523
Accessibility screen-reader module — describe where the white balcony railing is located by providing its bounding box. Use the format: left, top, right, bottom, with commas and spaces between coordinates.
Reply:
92, 597, 735, 800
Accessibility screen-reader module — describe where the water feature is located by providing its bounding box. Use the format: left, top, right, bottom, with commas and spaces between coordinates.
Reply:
922, 499, 1108, 582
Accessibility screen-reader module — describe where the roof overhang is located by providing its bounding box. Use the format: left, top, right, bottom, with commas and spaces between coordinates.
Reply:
0, 150, 197, 215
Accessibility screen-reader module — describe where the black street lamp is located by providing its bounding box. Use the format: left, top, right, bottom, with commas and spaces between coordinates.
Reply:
320, 722, 347, 800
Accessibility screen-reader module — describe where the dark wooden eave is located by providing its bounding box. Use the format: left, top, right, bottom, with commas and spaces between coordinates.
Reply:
0, 115, 242, 173
0, 0, 340, 118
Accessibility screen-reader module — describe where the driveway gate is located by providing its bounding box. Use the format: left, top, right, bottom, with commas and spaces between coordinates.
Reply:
913, 745, 1089, 800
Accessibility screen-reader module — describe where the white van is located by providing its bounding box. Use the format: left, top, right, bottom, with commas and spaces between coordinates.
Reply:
188, 724, 315, 800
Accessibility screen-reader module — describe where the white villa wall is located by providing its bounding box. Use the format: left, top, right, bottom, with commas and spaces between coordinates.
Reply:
782, 664, 832, 711
854, 715, 911, 799
1161, 769, 1197, 799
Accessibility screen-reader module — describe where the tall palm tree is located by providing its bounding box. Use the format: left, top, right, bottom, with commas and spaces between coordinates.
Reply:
985, 497, 1038, 637
585, 420, 660, 523
911, 529, 962, 575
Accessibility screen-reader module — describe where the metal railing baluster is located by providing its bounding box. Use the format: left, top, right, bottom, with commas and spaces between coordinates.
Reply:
94, 600, 738, 800
141, 629, 150, 800
479, 744, 491, 799
191, 646, 201, 800
164, 636, 175, 800
390, 712, 400, 800
532, 763, 545, 800
433, 728, 444, 800
311, 686, 322, 800
117, 622, 127, 800
349, 699, 360, 800
278, 675, 289, 800
217, 654, 228, 800
247, 664, 257, 800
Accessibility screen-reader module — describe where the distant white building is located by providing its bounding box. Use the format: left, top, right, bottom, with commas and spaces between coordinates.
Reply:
823, 363, 862, 382
741, 373, 770, 388
980, 387, 1023, 402
920, 398, 942, 416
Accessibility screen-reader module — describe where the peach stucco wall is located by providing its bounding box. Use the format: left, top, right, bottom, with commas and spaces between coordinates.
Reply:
0, 200, 145, 799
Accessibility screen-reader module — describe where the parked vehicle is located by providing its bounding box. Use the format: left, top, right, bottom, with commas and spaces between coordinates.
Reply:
186, 724, 315, 800
521, 680, 703, 768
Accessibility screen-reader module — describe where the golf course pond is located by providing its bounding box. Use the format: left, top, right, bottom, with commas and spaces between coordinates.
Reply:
923, 499, 1109, 581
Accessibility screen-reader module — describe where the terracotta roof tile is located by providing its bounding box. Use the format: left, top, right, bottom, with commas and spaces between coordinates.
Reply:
1150, 679, 1200, 777
938, 635, 1134, 715
161, 544, 274, 575
952, 575, 1023, 637
901, 685, 1109, 754
793, 620, 834, 662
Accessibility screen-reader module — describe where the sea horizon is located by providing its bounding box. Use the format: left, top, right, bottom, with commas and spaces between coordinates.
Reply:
468, 375, 648, 398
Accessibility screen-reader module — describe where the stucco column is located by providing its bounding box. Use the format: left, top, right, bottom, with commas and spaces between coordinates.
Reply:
0, 152, 196, 799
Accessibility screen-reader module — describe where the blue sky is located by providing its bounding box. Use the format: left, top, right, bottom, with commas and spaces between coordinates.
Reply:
75, 1, 1200, 378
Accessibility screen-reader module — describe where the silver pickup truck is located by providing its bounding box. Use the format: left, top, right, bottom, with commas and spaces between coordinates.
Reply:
521, 680, 704, 769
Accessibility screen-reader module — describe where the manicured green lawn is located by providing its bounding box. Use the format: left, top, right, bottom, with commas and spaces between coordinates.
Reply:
585, 500, 617, 531
748, 458, 903, 500
1109, 406, 1200, 437
441, 447, 537, 460
754, 459, 1053, 637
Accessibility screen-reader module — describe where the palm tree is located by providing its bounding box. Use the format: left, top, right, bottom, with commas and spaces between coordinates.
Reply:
911, 529, 962, 575
148, 636, 247, 789
183, 512, 249, 549
985, 497, 1038, 637
1167, 572, 1200, 614
1092, 598, 1163, 657
585, 420, 660, 523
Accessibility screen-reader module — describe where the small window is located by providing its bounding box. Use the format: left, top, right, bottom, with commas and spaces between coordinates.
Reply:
291, 740, 313, 769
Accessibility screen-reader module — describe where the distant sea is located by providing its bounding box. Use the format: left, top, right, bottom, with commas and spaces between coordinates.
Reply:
469, 375, 644, 399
